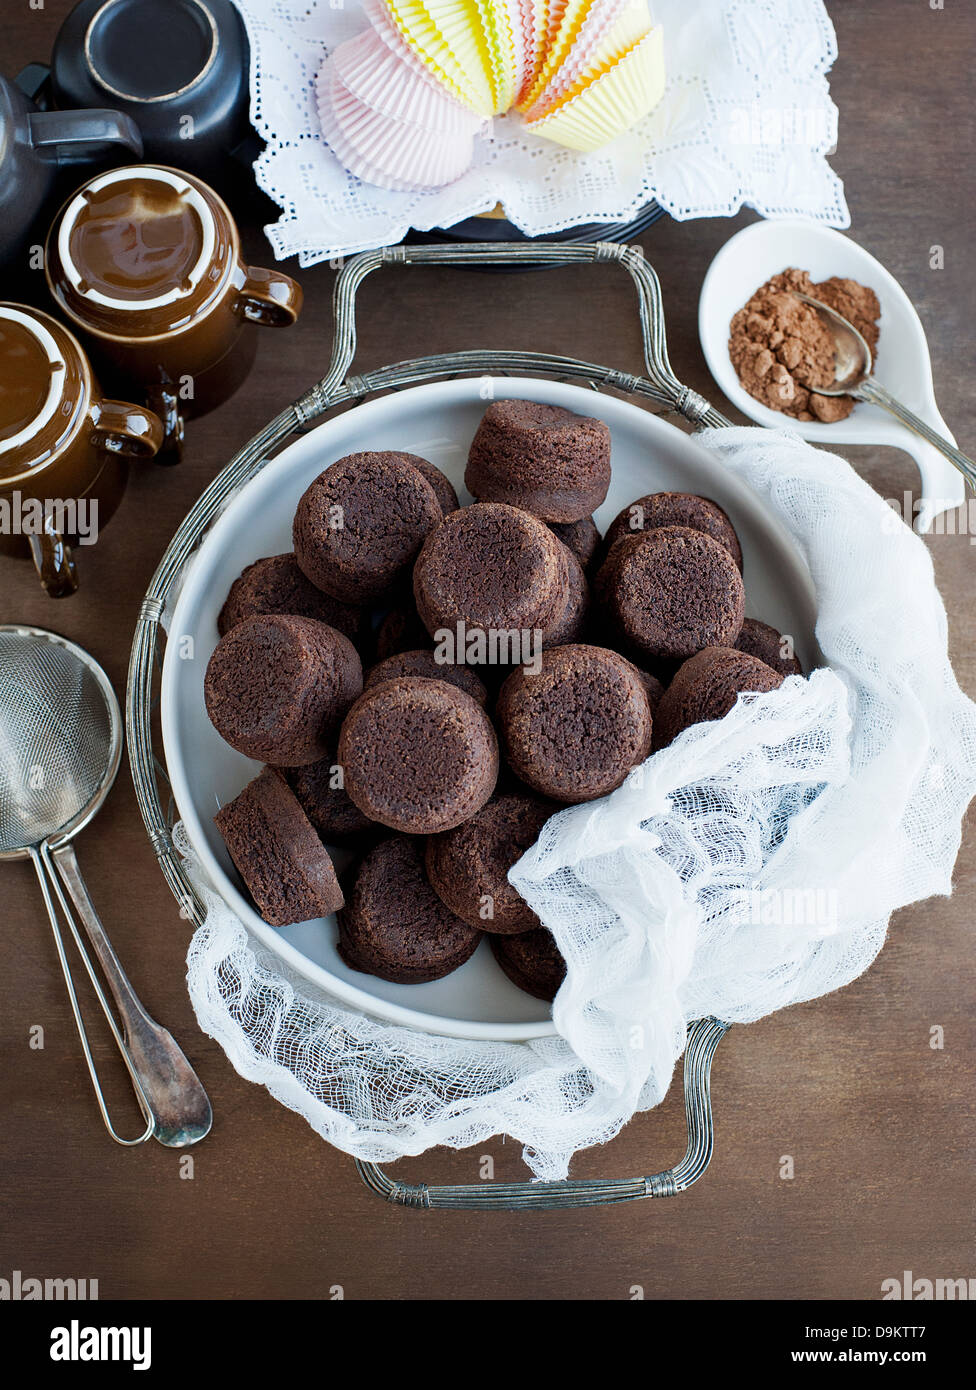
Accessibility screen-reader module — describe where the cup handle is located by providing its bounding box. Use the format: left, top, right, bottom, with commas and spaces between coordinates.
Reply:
27, 108, 143, 161
234, 266, 303, 327
90, 400, 164, 459
28, 525, 79, 599
144, 383, 185, 465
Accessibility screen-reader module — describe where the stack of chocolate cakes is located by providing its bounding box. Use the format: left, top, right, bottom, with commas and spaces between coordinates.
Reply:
204, 401, 803, 1002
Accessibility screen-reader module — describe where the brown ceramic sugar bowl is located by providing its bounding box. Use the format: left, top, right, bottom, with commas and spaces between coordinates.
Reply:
45, 164, 303, 459
0, 302, 163, 596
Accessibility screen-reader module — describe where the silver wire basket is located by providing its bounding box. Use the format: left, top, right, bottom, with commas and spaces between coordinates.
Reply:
126, 241, 734, 1210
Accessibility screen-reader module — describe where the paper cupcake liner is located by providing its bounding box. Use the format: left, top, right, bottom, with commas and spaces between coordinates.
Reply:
517, 0, 550, 97
547, 0, 569, 49
336, 0, 664, 161
368, 0, 485, 112
475, 0, 518, 113
496, 0, 532, 102
524, 26, 665, 150
518, 0, 593, 113
360, 0, 448, 85
533, 0, 647, 111
331, 27, 484, 133
318, 86, 429, 193
526, 11, 648, 121
382, 0, 496, 115
321, 64, 477, 187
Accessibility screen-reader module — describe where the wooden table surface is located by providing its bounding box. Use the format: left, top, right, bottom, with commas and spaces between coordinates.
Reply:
1, 0, 974, 1302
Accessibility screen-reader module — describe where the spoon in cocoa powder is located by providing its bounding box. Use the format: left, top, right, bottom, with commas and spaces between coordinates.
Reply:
793, 292, 976, 491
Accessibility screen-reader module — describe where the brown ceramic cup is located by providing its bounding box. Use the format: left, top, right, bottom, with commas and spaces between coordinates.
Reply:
44, 164, 303, 459
0, 302, 163, 597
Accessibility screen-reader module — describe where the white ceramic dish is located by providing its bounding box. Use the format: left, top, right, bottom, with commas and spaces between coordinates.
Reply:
698, 218, 964, 533
161, 376, 819, 1042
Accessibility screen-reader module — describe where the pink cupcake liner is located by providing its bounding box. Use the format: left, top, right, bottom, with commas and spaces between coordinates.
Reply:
319, 61, 476, 189
331, 27, 484, 133
359, 0, 461, 95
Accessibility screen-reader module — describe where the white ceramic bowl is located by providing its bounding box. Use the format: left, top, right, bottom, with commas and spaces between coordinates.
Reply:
698, 218, 964, 532
161, 376, 818, 1042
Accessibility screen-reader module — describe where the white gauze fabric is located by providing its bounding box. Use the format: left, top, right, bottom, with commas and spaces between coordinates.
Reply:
233, 0, 850, 265
179, 426, 976, 1181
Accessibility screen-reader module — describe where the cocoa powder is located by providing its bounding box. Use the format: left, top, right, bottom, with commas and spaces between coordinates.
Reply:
729, 267, 881, 423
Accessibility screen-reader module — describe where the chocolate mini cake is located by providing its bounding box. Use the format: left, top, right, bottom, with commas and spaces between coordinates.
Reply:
338, 835, 482, 983
541, 543, 589, 648
636, 669, 666, 711
735, 618, 803, 677
293, 451, 445, 604
600, 525, 745, 662
602, 492, 743, 571
373, 596, 432, 661
217, 553, 364, 645
496, 644, 653, 803
653, 645, 785, 749
405, 456, 460, 516
491, 928, 566, 1002
365, 649, 488, 705
214, 768, 344, 927
275, 758, 376, 844
425, 791, 556, 934
413, 502, 568, 644
547, 515, 601, 571
338, 676, 499, 833
592, 531, 641, 608
204, 614, 363, 766
466, 400, 611, 522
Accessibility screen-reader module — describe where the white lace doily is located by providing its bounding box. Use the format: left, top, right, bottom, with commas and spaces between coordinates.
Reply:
235, 0, 850, 266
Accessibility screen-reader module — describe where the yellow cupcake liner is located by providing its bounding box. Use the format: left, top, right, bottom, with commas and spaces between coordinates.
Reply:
476, 0, 519, 113
421, 0, 498, 109
382, 0, 496, 115
524, 25, 665, 150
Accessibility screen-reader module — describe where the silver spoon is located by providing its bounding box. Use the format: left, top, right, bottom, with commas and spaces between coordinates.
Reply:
793, 291, 976, 492
0, 624, 212, 1147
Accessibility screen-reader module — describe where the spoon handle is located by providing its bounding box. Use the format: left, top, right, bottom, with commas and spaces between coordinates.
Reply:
30, 847, 154, 1146
854, 378, 976, 492
50, 842, 213, 1148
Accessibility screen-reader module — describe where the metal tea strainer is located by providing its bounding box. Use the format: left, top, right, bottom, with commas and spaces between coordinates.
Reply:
0, 624, 211, 1147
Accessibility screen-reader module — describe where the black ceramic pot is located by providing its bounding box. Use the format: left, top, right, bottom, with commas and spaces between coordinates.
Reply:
48, 0, 251, 179
0, 71, 141, 265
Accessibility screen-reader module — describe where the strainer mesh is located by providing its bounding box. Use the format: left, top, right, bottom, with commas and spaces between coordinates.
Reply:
0, 633, 114, 854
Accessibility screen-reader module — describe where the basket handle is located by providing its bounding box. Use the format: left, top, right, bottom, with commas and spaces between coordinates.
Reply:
294, 242, 730, 430
355, 1017, 730, 1210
